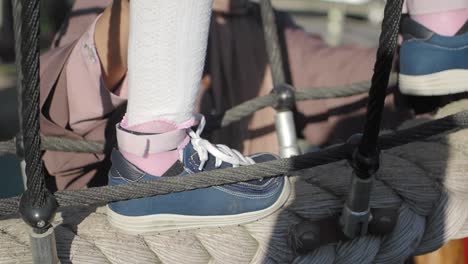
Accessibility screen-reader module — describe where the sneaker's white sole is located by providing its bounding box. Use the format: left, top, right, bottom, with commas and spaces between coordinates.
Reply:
399, 69, 468, 96
107, 177, 291, 235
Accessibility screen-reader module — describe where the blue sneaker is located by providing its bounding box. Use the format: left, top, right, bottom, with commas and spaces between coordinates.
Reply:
399, 17, 468, 96
107, 117, 290, 234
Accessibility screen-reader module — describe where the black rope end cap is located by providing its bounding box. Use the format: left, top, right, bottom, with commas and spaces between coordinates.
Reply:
368, 207, 399, 236
289, 209, 398, 254
289, 217, 347, 255
19, 191, 58, 232
272, 83, 295, 111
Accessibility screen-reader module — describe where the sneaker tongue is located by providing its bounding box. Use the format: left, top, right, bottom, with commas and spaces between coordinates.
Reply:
456, 20, 468, 35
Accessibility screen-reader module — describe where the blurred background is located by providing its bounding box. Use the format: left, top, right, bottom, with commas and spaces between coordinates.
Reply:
0, 0, 385, 198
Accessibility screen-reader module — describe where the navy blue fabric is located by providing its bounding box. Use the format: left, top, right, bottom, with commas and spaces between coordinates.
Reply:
108, 144, 285, 217
400, 29, 468, 76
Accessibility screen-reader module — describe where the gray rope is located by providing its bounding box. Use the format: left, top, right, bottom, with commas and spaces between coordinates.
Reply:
0, 109, 467, 216
19, 0, 47, 207
218, 75, 396, 129
296, 74, 397, 101
0, 77, 394, 156
221, 94, 277, 128
0, 136, 105, 156
259, 0, 285, 86
41, 136, 105, 153
2, 131, 467, 263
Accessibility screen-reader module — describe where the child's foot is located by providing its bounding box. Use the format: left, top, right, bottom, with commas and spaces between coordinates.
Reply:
399, 17, 468, 96
107, 116, 290, 234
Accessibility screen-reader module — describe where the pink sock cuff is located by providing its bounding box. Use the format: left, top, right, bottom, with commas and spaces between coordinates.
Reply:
411, 9, 468, 36
117, 125, 186, 157
117, 116, 196, 157
120, 148, 181, 176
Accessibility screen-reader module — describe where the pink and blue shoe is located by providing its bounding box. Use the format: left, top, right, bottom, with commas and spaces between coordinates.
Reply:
107, 116, 290, 234
399, 17, 468, 96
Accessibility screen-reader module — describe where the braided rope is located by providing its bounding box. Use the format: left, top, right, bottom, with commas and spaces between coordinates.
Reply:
1, 124, 468, 263
1, 0, 467, 261
259, 0, 285, 86
359, 0, 403, 156
0, 76, 395, 156
19, 0, 46, 207
0, 109, 467, 216
41, 136, 105, 153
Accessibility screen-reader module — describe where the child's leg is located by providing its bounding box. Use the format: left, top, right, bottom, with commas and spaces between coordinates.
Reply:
126, 1, 212, 126
108, 1, 289, 234
119, 1, 213, 175
405, 0, 468, 36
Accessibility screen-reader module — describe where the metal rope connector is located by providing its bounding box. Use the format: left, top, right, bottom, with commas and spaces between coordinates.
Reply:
19, 191, 58, 231
272, 84, 300, 158
19, 191, 59, 263
273, 83, 295, 112
340, 134, 380, 238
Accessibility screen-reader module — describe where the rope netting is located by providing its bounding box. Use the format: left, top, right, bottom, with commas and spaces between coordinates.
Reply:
1, 0, 468, 262
0, 75, 396, 156
2, 108, 468, 263
1, 110, 467, 216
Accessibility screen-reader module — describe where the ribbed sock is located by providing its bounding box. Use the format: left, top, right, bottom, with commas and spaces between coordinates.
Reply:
119, 118, 192, 176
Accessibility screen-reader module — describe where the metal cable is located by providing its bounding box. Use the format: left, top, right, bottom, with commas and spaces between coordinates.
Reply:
1, 109, 467, 216
215, 76, 396, 130
359, 0, 404, 157
0, 75, 397, 156
220, 94, 277, 128
19, 0, 46, 207
0, 137, 105, 156
41, 136, 105, 153
259, 0, 285, 86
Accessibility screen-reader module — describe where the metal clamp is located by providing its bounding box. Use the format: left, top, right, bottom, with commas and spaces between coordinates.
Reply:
272, 83, 295, 112
271, 84, 300, 158
288, 133, 397, 254
340, 175, 373, 237
19, 191, 60, 263
340, 134, 380, 238
19, 191, 58, 232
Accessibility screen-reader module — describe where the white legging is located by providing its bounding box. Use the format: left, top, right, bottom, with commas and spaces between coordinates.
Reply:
125, 0, 467, 127
126, 0, 213, 126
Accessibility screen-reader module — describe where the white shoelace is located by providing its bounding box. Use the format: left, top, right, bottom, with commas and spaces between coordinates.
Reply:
189, 115, 255, 171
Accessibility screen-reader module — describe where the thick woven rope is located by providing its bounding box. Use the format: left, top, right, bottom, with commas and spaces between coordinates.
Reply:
2, 101, 468, 264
